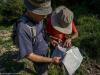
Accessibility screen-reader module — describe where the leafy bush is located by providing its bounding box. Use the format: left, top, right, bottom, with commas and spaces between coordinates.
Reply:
73, 15, 100, 60
0, 0, 25, 22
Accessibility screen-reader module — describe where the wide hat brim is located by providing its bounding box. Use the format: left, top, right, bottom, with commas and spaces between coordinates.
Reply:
24, 0, 52, 15
51, 6, 73, 34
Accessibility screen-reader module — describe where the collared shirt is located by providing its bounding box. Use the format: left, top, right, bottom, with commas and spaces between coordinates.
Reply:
17, 16, 48, 58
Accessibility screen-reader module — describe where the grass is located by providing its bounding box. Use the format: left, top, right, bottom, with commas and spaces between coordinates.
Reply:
0, 4, 100, 75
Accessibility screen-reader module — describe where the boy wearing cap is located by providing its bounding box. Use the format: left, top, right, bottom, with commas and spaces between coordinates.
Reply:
16, 0, 61, 75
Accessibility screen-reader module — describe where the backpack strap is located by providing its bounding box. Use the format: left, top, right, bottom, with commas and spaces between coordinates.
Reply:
30, 27, 36, 46
23, 15, 37, 46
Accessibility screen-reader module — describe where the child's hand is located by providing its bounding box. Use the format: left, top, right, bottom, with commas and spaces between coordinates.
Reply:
50, 39, 58, 47
50, 38, 62, 47
63, 38, 72, 48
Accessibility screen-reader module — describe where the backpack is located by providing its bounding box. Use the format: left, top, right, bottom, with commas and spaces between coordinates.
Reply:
12, 20, 19, 47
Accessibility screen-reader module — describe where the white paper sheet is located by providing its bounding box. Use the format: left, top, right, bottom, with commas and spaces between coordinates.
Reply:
62, 46, 83, 75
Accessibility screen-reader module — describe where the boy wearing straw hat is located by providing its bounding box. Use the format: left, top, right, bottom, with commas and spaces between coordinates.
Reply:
46, 5, 79, 75
46, 6, 78, 48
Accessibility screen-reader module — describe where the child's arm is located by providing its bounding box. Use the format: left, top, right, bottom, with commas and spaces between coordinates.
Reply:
63, 21, 78, 48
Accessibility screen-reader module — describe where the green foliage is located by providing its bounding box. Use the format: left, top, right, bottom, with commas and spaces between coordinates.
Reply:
73, 14, 100, 60
0, 0, 25, 22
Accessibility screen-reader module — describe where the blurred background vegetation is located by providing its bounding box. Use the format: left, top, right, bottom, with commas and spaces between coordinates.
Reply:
0, 0, 100, 75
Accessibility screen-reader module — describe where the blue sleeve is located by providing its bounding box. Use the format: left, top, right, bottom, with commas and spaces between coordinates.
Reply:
18, 22, 33, 58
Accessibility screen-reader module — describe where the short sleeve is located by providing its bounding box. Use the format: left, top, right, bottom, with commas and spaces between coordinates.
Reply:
72, 21, 78, 33
17, 22, 33, 58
